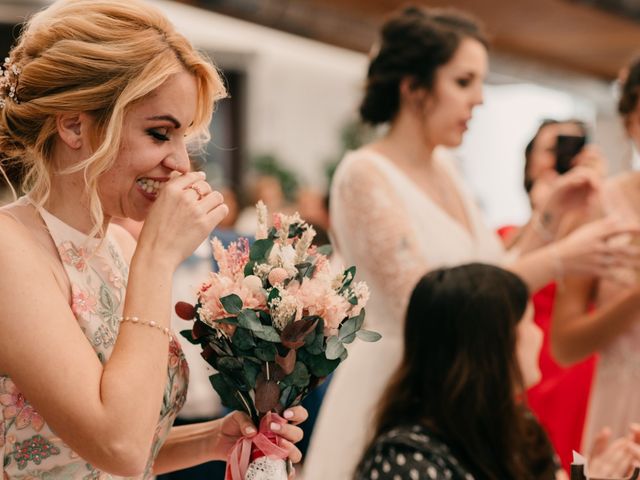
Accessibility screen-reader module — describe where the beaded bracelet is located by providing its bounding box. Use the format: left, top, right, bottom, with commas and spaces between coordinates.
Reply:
119, 316, 171, 337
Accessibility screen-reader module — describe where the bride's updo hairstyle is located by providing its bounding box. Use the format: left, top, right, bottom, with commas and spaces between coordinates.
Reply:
0, 0, 225, 233
360, 6, 487, 125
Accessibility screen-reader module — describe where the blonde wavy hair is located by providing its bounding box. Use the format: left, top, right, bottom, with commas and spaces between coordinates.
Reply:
0, 0, 226, 236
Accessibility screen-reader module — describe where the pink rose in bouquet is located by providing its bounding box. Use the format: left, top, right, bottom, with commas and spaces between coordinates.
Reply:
177, 202, 379, 479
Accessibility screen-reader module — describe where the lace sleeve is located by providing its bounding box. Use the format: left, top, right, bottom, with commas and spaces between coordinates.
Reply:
330, 153, 429, 322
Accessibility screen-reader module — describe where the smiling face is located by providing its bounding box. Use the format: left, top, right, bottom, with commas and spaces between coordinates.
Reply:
97, 71, 198, 221
422, 37, 487, 148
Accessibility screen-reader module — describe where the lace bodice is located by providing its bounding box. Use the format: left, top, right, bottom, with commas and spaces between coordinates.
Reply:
0, 199, 188, 479
330, 148, 505, 337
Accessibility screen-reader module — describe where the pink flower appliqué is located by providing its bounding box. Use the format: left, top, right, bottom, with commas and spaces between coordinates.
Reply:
0, 379, 44, 431
71, 286, 98, 316
168, 337, 182, 369
58, 241, 89, 272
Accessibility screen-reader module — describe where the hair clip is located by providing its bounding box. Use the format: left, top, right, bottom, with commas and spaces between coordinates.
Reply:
0, 56, 21, 108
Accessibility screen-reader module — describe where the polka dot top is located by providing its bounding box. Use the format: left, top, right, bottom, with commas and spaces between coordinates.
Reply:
355, 425, 477, 480
355, 422, 559, 480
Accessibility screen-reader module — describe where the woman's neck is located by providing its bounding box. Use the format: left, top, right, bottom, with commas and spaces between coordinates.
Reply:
45, 172, 109, 235
373, 113, 437, 172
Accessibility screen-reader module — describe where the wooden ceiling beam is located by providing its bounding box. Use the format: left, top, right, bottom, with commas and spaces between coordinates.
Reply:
184, 0, 640, 79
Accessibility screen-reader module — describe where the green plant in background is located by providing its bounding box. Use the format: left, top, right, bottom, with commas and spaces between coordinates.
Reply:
252, 153, 300, 202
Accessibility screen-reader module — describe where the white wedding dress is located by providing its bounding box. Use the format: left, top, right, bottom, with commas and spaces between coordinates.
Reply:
303, 147, 505, 480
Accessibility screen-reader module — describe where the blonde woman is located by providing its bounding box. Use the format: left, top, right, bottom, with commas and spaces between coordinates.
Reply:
0, 1, 305, 478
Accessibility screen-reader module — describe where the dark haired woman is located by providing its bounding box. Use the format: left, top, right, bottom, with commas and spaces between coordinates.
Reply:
552, 56, 640, 450
356, 264, 640, 480
304, 6, 638, 479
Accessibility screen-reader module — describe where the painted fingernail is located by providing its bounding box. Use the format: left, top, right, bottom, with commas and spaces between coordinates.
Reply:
270, 422, 281, 432
284, 410, 294, 419
244, 426, 256, 435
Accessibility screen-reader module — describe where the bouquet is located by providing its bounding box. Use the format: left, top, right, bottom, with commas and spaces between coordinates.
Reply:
175, 202, 380, 480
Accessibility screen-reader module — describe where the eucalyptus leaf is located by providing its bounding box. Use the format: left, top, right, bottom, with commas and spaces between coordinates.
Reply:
253, 325, 282, 342
353, 309, 366, 330
326, 335, 345, 360
255, 377, 280, 413
288, 361, 310, 388
242, 360, 261, 390
280, 384, 299, 409
276, 349, 296, 375
215, 317, 239, 325
255, 343, 277, 362
304, 318, 325, 355
220, 294, 243, 315
338, 317, 359, 342
250, 239, 274, 262
238, 310, 263, 332
303, 351, 341, 377
244, 260, 255, 277
232, 327, 256, 350
356, 329, 382, 342
217, 356, 243, 373
210, 373, 245, 412
341, 333, 357, 344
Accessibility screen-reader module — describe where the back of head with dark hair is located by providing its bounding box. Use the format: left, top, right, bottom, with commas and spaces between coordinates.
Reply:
360, 6, 487, 125
362, 263, 554, 479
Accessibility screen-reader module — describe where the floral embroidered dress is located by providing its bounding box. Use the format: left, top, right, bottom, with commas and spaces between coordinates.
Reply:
0, 200, 189, 479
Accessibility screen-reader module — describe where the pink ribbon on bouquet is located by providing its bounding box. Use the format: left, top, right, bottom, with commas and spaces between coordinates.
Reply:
225, 412, 289, 480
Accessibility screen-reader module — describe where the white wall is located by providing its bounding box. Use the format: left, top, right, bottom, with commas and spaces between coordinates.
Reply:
455, 83, 597, 228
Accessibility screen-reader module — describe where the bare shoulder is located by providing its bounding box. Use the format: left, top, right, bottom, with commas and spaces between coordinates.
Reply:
0, 211, 46, 261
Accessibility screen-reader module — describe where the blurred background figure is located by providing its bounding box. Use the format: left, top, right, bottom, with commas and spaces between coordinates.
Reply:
498, 118, 603, 471
295, 186, 330, 233
552, 55, 640, 452
235, 174, 289, 235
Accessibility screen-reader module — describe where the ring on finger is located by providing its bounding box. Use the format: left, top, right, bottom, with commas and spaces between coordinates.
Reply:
188, 183, 205, 200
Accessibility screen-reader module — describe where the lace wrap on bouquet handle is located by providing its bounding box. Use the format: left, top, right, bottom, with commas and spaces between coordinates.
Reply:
226, 413, 289, 480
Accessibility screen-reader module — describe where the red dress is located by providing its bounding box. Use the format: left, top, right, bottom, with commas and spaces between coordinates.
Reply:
498, 226, 596, 473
